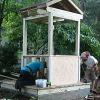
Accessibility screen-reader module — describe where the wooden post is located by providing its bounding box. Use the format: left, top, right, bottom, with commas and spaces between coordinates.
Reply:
75, 20, 81, 82
75, 20, 80, 56
48, 12, 54, 55
48, 12, 54, 83
22, 18, 27, 66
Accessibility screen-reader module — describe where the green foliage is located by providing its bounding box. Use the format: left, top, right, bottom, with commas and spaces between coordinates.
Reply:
26, 22, 76, 55
0, 0, 6, 43
26, 22, 48, 54
85, 0, 100, 23
80, 23, 100, 58
53, 22, 100, 57
0, 43, 18, 74
54, 22, 76, 55
0, 0, 100, 68
2, 1, 23, 49
83, 0, 100, 41
94, 22, 100, 40
0, 0, 23, 74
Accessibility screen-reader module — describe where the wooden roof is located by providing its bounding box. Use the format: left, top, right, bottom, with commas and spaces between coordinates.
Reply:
20, 0, 83, 15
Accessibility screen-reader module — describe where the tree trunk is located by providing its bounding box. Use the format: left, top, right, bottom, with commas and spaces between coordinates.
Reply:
0, 0, 6, 45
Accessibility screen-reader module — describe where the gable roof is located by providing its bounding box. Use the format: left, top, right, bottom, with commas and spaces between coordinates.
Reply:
20, 0, 83, 15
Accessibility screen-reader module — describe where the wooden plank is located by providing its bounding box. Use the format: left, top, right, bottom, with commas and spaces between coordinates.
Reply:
75, 21, 80, 56
78, 21, 81, 82
23, 18, 27, 66
27, 9, 47, 16
47, 7, 83, 21
48, 12, 54, 55
68, 0, 83, 15
75, 21, 81, 82
48, 12, 54, 83
25, 13, 48, 21
53, 18, 64, 22
0, 74, 17, 80
11, 72, 20, 77
37, 9, 47, 15
20, 0, 83, 16
49, 56, 79, 86
46, 0, 62, 6
23, 55, 48, 57
23, 18, 27, 56
20, 2, 47, 12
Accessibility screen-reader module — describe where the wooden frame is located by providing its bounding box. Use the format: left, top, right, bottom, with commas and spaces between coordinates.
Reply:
25, 13, 49, 21
47, 7, 83, 21
46, 0, 62, 6
68, 0, 83, 15
21, 0, 83, 86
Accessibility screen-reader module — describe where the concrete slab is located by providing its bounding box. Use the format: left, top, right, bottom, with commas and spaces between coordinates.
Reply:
0, 80, 90, 100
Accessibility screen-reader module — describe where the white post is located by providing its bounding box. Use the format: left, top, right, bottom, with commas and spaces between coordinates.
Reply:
48, 12, 54, 55
75, 20, 80, 56
75, 20, 81, 82
48, 12, 54, 83
22, 18, 27, 66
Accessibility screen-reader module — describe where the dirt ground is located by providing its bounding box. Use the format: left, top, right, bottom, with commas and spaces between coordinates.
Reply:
0, 89, 33, 100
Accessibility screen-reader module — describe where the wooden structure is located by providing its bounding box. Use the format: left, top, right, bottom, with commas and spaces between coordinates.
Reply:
20, 0, 83, 86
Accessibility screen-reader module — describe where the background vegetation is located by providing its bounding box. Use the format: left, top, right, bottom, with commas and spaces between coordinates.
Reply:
0, 0, 100, 73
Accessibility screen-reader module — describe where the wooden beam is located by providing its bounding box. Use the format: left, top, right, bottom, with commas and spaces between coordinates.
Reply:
37, 9, 47, 15
23, 18, 27, 55
75, 21, 80, 56
53, 18, 64, 22
75, 21, 81, 82
59, 2, 69, 11
23, 55, 49, 58
78, 21, 81, 82
46, 0, 62, 6
25, 13, 48, 21
20, 2, 46, 12
22, 18, 27, 66
48, 12, 54, 55
48, 12, 54, 83
68, 0, 83, 15
0, 75, 17, 80
47, 7, 83, 21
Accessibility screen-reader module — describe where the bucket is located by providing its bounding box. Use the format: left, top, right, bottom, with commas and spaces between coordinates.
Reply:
35, 79, 47, 88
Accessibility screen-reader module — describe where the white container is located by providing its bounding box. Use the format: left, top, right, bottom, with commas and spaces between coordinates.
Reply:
35, 79, 47, 88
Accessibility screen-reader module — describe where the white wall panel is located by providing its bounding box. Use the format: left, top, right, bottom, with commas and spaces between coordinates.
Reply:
49, 55, 79, 86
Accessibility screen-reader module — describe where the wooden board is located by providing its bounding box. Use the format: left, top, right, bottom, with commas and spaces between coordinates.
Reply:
48, 55, 79, 86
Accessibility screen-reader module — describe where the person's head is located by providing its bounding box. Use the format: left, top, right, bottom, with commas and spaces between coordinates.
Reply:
32, 57, 40, 62
81, 51, 90, 61
41, 57, 47, 68
36, 57, 40, 61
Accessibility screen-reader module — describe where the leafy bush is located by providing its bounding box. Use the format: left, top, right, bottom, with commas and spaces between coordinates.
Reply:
0, 43, 18, 74
80, 23, 100, 59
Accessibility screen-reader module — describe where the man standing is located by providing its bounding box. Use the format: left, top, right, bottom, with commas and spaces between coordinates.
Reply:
81, 51, 98, 83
